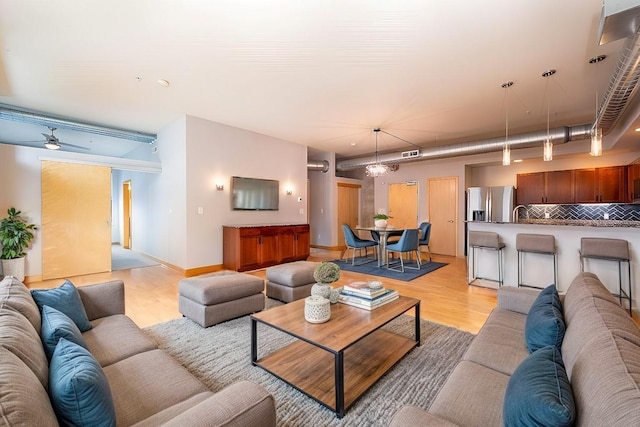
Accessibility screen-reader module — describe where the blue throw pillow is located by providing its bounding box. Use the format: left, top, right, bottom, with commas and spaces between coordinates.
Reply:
41, 305, 88, 360
31, 280, 92, 332
525, 285, 565, 352
49, 338, 116, 427
504, 345, 575, 427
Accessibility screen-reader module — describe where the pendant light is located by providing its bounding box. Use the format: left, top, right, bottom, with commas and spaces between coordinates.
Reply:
502, 81, 513, 166
365, 128, 390, 177
589, 55, 606, 156
542, 69, 556, 161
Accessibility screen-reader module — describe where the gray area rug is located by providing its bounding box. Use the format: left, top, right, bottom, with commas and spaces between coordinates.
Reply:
144, 299, 474, 426
111, 245, 159, 270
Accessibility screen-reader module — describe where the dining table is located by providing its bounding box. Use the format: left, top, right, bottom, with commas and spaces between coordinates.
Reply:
355, 226, 410, 267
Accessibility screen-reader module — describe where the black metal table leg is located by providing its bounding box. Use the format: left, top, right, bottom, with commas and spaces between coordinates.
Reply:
335, 351, 345, 418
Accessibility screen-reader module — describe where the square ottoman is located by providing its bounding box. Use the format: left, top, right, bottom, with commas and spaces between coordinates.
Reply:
179, 271, 265, 327
266, 261, 319, 303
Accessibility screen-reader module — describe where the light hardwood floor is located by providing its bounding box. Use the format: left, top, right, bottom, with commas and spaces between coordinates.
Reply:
26, 250, 497, 333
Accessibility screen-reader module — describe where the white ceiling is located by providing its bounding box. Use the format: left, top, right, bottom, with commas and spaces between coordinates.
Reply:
0, 1, 634, 160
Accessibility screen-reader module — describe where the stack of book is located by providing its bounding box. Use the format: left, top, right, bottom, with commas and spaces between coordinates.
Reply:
338, 281, 399, 311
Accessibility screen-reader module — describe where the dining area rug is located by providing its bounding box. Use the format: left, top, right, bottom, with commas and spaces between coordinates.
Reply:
334, 258, 448, 282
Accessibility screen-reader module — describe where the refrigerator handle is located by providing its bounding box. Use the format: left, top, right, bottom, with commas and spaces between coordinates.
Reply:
486, 191, 491, 222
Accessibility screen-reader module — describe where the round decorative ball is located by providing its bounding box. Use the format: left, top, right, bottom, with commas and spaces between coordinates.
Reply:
311, 283, 332, 299
304, 296, 331, 323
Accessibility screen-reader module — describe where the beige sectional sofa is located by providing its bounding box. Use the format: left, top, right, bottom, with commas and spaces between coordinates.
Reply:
390, 272, 640, 426
0, 276, 276, 426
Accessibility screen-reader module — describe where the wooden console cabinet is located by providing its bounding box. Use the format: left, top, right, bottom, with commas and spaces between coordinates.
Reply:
223, 224, 310, 271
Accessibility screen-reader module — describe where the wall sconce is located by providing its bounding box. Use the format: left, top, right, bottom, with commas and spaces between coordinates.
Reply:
286, 189, 293, 195
216, 184, 224, 191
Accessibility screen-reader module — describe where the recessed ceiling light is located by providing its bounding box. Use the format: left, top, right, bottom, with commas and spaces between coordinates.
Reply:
513, 159, 523, 163
157, 79, 170, 87
351, 142, 357, 146
635, 127, 640, 132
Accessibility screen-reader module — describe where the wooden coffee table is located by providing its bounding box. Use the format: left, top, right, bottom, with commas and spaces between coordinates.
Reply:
250, 295, 420, 417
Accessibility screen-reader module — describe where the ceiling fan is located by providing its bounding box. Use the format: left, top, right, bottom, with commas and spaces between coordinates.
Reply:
35, 127, 90, 151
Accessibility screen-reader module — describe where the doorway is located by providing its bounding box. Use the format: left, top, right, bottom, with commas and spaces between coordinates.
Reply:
388, 182, 418, 228
337, 183, 360, 246
428, 176, 458, 256
41, 161, 112, 279
122, 180, 132, 249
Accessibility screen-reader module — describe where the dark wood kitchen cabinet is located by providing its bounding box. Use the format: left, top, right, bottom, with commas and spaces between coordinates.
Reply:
574, 166, 627, 203
627, 163, 640, 202
223, 224, 310, 271
516, 170, 574, 204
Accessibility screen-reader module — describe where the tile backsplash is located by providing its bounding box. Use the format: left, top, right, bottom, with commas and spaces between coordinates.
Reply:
526, 204, 640, 222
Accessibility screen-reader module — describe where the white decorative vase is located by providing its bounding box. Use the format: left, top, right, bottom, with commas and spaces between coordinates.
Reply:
374, 219, 388, 228
311, 283, 332, 299
1, 257, 25, 282
304, 296, 331, 323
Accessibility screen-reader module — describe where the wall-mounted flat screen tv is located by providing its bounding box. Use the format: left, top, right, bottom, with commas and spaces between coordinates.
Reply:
231, 176, 279, 210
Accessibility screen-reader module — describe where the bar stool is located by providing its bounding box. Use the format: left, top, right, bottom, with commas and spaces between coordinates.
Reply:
468, 231, 505, 287
516, 233, 557, 289
579, 237, 632, 316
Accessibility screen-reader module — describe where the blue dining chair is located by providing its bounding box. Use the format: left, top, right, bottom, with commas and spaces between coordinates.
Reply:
386, 228, 421, 272
418, 222, 432, 262
342, 224, 378, 265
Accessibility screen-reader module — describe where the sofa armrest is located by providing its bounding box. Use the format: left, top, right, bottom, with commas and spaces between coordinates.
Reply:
162, 381, 276, 427
77, 280, 125, 320
497, 286, 541, 315
389, 405, 462, 427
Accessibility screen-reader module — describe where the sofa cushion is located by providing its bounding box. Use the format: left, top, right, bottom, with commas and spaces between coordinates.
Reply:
563, 272, 618, 325
562, 290, 640, 378
0, 275, 41, 332
0, 308, 49, 388
103, 349, 208, 426
525, 285, 565, 352
428, 360, 509, 427
83, 314, 158, 367
0, 348, 58, 427
31, 279, 92, 332
41, 305, 88, 360
462, 322, 529, 376
504, 345, 575, 427
568, 332, 640, 426
49, 338, 116, 427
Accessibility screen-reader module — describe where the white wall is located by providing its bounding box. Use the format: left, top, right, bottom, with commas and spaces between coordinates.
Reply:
181, 115, 308, 269
308, 152, 335, 247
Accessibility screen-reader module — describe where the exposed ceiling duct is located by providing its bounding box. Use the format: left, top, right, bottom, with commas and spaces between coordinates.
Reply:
307, 160, 330, 173
597, 0, 640, 45
336, 125, 591, 172
337, 5, 640, 174
0, 104, 157, 144
594, 31, 640, 134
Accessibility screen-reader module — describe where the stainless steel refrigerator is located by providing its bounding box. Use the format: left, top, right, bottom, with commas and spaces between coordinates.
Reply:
467, 186, 516, 223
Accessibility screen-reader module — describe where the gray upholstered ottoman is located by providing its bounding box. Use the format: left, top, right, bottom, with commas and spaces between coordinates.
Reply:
265, 261, 318, 303
178, 271, 265, 327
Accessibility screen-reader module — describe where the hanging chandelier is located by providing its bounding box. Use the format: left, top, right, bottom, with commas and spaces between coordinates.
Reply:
542, 69, 556, 161
365, 128, 390, 177
589, 55, 606, 156
502, 81, 513, 166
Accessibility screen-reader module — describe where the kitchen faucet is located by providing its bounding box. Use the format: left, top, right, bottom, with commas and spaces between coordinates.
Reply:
513, 205, 528, 223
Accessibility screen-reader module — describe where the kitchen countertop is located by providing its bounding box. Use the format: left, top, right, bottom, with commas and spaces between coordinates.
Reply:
468, 219, 640, 227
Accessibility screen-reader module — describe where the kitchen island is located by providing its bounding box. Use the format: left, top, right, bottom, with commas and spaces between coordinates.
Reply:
467, 219, 639, 315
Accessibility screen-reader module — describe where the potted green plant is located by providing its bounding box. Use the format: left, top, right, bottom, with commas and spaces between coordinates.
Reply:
374, 213, 391, 228
0, 208, 37, 281
311, 261, 341, 300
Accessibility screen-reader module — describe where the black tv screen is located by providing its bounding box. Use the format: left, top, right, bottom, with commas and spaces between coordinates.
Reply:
231, 176, 279, 210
